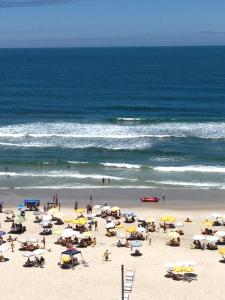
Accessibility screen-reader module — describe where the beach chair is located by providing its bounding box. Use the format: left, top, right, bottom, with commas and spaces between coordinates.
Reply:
124, 282, 132, 292
125, 270, 135, 282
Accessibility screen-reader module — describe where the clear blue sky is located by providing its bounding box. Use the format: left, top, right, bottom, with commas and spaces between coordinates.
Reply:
0, 0, 225, 47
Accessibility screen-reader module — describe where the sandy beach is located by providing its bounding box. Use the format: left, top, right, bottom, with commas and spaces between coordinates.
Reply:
1, 188, 225, 300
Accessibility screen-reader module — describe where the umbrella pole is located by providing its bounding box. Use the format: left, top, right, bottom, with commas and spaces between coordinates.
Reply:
121, 264, 124, 300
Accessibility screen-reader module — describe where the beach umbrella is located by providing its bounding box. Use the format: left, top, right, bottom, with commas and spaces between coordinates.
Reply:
146, 217, 155, 223
5, 210, 14, 214
64, 217, 73, 223
76, 208, 85, 214
117, 233, 126, 239
176, 222, 183, 228
81, 232, 93, 238
93, 205, 101, 209
116, 224, 124, 229
75, 217, 87, 225
212, 213, 222, 219
62, 228, 74, 235
206, 236, 218, 243
160, 215, 176, 223
16, 216, 25, 224
126, 227, 137, 233
138, 216, 146, 222
18, 236, 29, 244
87, 213, 96, 219
130, 240, 142, 248
137, 227, 146, 233
61, 231, 74, 238
102, 206, 111, 211
22, 252, 34, 257
202, 220, 213, 227
173, 266, 193, 273
33, 249, 46, 256
17, 203, 25, 210
0, 231, 6, 236
27, 237, 39, 243
54, 229, 63, 235
48, 208, 58, 215
42, 214, 52, 222
0, 245, 9, 253
215, 231, 225, 238
193, 235, 205, 241
40, 221, 50, 227
110, 206, 120, 212
219, 248, 225, 255
106, 216, 115, 222
168, 232, 180, 239
124, 211, 135, 217
105, 222, 115, 229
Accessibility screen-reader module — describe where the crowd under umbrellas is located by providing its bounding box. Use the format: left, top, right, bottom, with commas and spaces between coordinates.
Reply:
2, 200, 225, 283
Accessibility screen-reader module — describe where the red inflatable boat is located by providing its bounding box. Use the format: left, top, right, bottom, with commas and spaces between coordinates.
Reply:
140, 197, 160, 203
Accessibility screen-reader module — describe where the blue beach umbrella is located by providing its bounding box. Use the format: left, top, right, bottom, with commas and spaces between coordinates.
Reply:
124, 211, 135, 217
130, 240, 143, 248
0, 231, 6, 236
17, 203, 25, 210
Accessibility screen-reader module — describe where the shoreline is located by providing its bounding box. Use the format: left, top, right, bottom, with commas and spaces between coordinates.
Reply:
1, 187, 225, 210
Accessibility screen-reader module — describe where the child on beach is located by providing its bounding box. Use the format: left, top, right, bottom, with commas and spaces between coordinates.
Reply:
103, 250, 111, 261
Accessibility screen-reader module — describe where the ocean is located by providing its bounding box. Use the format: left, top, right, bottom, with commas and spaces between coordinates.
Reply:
0, 46, 225, 190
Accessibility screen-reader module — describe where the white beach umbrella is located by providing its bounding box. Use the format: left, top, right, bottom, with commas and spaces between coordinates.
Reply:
137, 227, 146, 233
93, 205, 101, 209
87, 213, 96, 219
206, 236, 218, 243
0, 245, 9, 253
42, 214, 52, 222
22, 252, 35, 257
17, 236, 29, 244
176, 222, 183, 228
212, 213, 222, 219
138, 216, 146, 222
40, 221, 50, 227
33, 249, 46, 256
102, 206, 111, 211
61, 231, 74, 238
117, 233, 126, 239
105, 222, 115, 229
27, 237, 39, 243
193, 235, 205, 241
215, 231, 225, 238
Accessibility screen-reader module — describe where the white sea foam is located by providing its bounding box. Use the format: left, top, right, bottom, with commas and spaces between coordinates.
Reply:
156, 180, 223, 188
154, 165, 225, 173
101, 162, 141, 169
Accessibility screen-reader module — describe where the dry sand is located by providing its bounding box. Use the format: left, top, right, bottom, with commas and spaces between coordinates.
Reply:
1, 188, 225, 300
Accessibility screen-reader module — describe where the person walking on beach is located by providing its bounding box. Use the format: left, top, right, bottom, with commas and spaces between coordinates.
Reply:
74, 201, 78, 210
102, 177, 105, 184
90, 195, 93, 204
162, 193, 165, 201
103, 249, 111, 261
163, 222, 167, 233
94, 220, 98, 231
58, 202, 61, 211
42, 237, 46, 249
11, 241, 15, 252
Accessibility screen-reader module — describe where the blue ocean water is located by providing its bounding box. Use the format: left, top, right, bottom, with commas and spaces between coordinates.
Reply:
0, 46, 225, 189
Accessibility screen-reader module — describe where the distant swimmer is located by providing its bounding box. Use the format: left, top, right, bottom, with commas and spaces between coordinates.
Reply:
102, 177, 105, 184
5, 166, 8, 172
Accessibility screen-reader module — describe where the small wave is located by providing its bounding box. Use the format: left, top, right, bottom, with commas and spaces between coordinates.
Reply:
154, 165, 225, 173
156, 180, 222, 188
67, 161, 89, 165
101, 162, 141, 169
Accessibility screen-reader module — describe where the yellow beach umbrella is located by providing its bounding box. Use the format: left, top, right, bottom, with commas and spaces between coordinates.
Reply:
203, 220, 213, 227
116, 224, 124, 229
219, 248, 225, 255
82, 232, 93, 238
76, 208, 85, 214
76, 218, 87, 225
160, 215, 176, 223
64, 218, 72, 223
146, 217, 154, 223
110, 206, 120, 212
168, 232, 180, 239
54, 229, 63, 235
48, 208, 58, 215
173, 266, 193, 273
126, 226, 137, 233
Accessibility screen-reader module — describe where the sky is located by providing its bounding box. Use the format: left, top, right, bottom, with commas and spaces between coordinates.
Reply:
0, 0, 225, 47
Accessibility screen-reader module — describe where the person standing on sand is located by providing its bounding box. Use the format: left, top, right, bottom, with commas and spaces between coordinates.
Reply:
102, 177, 105, 184
11, 241, 15, 252
162, 193, 165, 201
163, 222, 167, 233
42, 237, 46, 249
74, 201, 78, 210
58, 202, 61, 211
103, 249, 111, 261
94, 220, 98, 231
